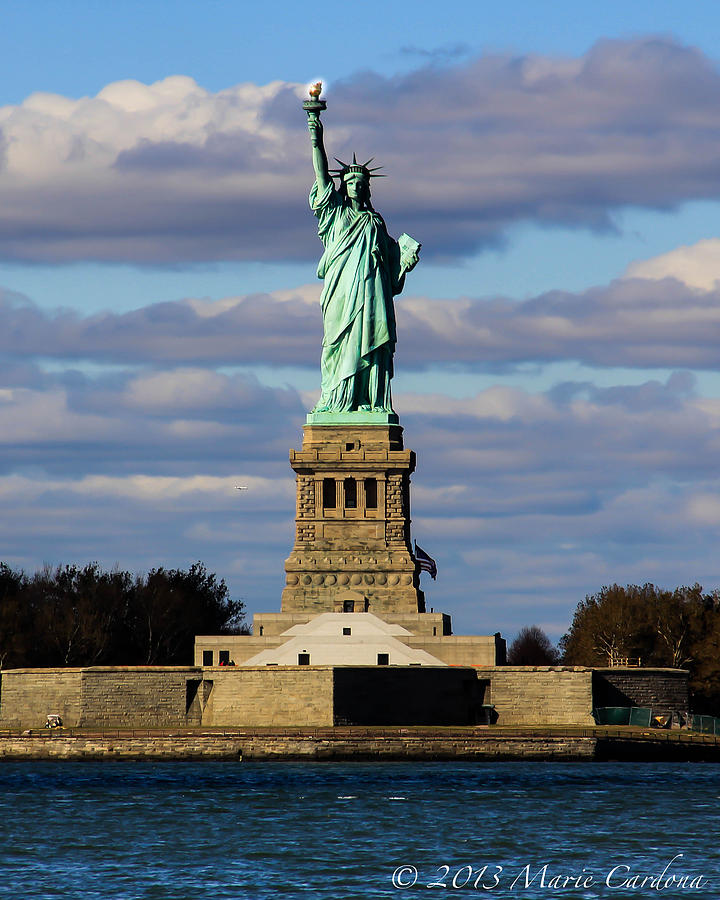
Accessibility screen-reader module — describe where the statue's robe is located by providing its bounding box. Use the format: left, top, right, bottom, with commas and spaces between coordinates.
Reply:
310, 180, 405, 412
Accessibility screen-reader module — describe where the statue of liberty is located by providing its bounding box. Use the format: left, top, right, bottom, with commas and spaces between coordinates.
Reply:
304, 85, 420, 416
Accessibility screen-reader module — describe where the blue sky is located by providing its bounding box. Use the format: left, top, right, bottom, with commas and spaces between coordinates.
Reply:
2, 1, 720, 644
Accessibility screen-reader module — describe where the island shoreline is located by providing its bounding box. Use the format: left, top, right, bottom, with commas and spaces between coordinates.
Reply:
1, 726, 719, 761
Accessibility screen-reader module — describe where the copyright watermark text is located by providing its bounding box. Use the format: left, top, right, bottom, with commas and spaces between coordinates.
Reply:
392, 854, 709, 891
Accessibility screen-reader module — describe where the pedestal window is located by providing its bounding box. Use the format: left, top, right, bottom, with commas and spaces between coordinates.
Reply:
365, 478, 377, 509
323, 478, 336, 509
344, 477, 357, 508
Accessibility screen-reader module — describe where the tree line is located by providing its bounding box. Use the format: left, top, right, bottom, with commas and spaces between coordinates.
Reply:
509, 583, 720, 715
4, 561, 720, 714
0, 561, 246, 668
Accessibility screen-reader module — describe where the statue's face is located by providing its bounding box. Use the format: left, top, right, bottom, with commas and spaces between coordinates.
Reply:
344, 172, 370, 202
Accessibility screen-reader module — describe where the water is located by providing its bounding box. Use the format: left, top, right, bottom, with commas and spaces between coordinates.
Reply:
0, 761, 717, 899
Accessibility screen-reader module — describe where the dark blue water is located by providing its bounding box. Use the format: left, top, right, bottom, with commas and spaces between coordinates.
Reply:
0, 762, 717, 899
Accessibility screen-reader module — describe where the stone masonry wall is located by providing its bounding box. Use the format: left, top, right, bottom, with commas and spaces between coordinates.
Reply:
0, 669, 84, 728
486, 667, 595, 726
8, 665, 686, 730
407, 636, 498, 667
0, 729, 599, 761
205, 667, 335, 727
79, 668, 199, 728
592, 669, 689, 713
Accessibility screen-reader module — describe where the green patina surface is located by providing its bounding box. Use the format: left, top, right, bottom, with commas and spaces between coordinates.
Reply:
306, 410, 399, 426
304, 87, 420, 422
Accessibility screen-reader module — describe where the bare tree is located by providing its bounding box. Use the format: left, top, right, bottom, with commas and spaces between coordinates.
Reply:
507, 626, 560, 665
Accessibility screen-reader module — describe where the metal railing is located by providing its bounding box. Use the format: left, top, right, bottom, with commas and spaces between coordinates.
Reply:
594, 707, 720, 734
607, 653, 642, 667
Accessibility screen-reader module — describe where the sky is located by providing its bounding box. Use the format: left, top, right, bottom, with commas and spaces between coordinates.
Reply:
2, 1, 720, 643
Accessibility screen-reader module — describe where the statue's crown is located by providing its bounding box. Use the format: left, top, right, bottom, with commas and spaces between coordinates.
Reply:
343, 164, 369, 176
330, 152, 385, 180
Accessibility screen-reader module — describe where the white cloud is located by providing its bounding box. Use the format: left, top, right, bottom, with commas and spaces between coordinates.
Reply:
0, 472, 292, 507
398, 387, 554, 422
625, 238, 720, 290
184, 284, 318, 319
125, 368, 243, 411
686, 494, 720, 525
2, 39, 720, 263
3, 264, 720, 373
0, 388, 120, 443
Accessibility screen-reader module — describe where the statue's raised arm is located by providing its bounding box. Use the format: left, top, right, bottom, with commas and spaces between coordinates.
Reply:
306, 88, 331, 194
302, 84, 421, 420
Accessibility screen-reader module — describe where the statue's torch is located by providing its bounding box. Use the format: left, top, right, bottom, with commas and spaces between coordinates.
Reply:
303, 81, 326, 121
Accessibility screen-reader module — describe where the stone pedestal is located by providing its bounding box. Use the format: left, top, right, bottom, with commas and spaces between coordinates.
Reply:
282, 423, 425, 615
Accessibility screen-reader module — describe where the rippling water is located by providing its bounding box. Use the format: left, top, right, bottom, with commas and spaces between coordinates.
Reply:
0, 761, 717, 899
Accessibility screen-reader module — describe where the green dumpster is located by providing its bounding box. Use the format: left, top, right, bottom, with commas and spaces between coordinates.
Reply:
628, 707, 653, 727
594, 707, 631, 725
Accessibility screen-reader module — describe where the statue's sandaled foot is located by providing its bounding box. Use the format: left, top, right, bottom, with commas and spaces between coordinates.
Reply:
358, 404, 372, 412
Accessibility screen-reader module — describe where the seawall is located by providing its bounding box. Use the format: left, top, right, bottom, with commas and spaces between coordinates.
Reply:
1, 726, 718, 761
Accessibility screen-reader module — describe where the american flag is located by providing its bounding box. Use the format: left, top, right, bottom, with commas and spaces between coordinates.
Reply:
414, 541, 437, 580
